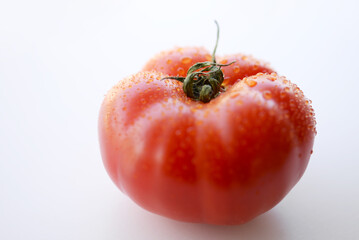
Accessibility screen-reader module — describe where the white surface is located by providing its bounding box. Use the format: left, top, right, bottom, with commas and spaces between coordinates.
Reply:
1, 0, 359, 239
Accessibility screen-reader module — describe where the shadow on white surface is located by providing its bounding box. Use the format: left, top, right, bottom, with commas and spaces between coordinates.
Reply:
109, 198, 286, 240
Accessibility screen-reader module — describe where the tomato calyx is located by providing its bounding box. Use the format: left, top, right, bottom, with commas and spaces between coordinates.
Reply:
162, 21, 234, 103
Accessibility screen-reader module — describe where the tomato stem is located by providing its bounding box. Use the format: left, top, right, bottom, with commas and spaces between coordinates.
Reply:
212, 20, 219, 64
161, 21, 234, 103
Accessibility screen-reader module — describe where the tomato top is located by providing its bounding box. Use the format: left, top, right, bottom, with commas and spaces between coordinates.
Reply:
143, 46, 212, 77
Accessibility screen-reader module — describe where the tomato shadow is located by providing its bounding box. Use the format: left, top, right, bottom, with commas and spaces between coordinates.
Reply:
109, 199, 287, 240
194, 211, 287, 240
157, 210, 287, 240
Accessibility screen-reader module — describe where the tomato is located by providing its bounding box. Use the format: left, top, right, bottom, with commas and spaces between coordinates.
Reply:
98, 24, 316, 225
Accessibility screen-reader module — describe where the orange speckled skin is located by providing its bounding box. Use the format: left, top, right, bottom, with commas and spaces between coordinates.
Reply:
98, 47, 316, 225
218, 54, 273, 86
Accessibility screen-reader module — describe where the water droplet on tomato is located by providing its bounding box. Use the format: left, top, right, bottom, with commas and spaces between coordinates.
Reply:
220, 59, 228, 64
284, 87, 290, 92
236, 99, 243, 105
263, 90, 272, 99
246, 79, 257, 87
233, 67, 240, 73
181, 57, 192, 64
268, 76, 276, 81
231, 92, 240, 98
167, 59, 172, 64
177, 67, 185, 75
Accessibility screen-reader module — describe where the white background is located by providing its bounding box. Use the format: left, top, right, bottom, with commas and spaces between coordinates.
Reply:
1, 0, 359, 239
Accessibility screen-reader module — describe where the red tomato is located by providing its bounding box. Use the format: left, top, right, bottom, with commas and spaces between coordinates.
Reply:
98, 48, 316, 224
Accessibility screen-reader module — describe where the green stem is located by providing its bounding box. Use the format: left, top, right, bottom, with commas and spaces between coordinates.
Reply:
212, 20, 219, 64
162, 21, 234, 103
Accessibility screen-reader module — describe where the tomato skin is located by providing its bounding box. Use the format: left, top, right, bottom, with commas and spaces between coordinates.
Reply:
218, 54, 274, 86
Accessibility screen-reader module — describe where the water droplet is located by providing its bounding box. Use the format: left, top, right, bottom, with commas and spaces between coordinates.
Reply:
263, 90, 272, 99
167, 59, 172, 64
177, 67, 185, 75
236, 99, 243, 105
231, 92, 240, 98
233, 67, 240, 73
220, 59, 228, 64
284, 87, 290, 92
146, 79, 154, 84
268, 76, 276, 81
246, 79, 257, 87
181, 57, 192, 64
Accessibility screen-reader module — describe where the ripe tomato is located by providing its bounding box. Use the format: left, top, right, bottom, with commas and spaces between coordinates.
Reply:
99, 23, 316, 225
